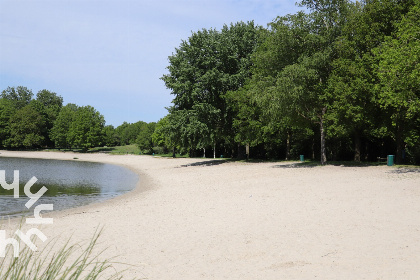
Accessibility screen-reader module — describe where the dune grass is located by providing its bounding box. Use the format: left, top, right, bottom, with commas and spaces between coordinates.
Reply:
0, 227, 136, 280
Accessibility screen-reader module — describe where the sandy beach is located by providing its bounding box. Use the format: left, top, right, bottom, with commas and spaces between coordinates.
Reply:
1, 150, 420, 279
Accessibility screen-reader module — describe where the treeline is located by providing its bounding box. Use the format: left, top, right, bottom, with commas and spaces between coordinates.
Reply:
156, 0, 420, 164
0, 86, 156, 152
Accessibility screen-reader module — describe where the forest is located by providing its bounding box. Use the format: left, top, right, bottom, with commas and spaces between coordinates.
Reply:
1, 0, 419, 164
159, 0, 420, 164
0, 86, 156, 153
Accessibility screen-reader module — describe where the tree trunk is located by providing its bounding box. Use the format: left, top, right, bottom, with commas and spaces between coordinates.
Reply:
312, 137, 315, 160
354, 131, 361, 162
320, 108, 327, 165
213, 142, 216, 159
246, 143, 250, 160
364, 141, 369, 161
172, 147, 176, 158
395, 124, 404, 164
237, 143, 241, 159
203, 148, 206, 158
285, 130, 291, 161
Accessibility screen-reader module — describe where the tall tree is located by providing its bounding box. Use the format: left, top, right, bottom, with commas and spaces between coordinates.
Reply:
116, 121, 147, 145
136, 122, 157, 153
161, 21, 260, 155
226, 83, 263, 159
103, 125, 119, 147
0, 98, 17, 148
67, 105, 105, 151
327, 0, 416, 162
50, 103, 78, 148
27, 90, 64, 147
1, 86, 33, 109
249, 0, 350, 164
9, 105, 45, 148
374, 1, 420, 163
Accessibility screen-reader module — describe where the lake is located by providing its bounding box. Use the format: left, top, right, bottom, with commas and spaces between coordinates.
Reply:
0, 157, 138, 217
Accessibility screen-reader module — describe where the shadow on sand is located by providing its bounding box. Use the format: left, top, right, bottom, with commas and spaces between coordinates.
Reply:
387, 168, 420, 174
179, 160, 229, 167
272, 161, 393, 169
272, 162, 319, 169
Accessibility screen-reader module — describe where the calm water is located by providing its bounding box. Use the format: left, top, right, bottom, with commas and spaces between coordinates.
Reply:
0, 157, 138, 217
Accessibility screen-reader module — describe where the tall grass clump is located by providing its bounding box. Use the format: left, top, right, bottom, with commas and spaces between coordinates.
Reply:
0, 227, 134, 279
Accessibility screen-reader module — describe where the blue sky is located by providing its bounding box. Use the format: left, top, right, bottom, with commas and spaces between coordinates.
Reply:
0, 0, 302, 127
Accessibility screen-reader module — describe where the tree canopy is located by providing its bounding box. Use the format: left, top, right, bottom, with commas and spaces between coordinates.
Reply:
157, 0, 420, 164
1, 0, 419, 163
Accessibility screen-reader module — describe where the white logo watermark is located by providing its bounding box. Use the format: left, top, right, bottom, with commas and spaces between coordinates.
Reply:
0, 170, 53, 257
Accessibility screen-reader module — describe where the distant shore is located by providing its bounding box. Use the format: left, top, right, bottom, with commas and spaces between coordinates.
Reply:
1, 150, 420, 279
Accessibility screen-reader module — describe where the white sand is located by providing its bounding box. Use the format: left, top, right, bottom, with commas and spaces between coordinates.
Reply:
1, 150, 420, 279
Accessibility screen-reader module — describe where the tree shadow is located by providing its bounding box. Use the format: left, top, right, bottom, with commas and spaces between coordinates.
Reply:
272, 161, 389, 169
388, 168, 420, 174
179, 159, 229, 167
272, 162, 319, 168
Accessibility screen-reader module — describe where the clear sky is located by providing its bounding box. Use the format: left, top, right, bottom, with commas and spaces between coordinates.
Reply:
0, 0, 302, 127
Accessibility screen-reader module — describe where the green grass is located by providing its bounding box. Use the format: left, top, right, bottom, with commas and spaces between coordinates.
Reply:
102, 145, 141, 155
0, 228, 136, 280
48, 145, 142, 155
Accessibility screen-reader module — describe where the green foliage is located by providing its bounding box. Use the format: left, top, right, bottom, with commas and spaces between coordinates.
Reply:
36, 89, 64, 145
50, 104, 105, 151
115, 121, 147, 145
50, 104, 79, 148
88, 144, 141, 155
0, 98, 17, 147
161, 21, 260, 156
152, 116, 170, 148
1, 86, 33, 110
226, 83, 263, 147
8, 105, 45, 148
67, 106, 105, 151
103, 125, 119, 146
2, 0, 419, 163
136, 122, 156, 153
374, 1, 420, 162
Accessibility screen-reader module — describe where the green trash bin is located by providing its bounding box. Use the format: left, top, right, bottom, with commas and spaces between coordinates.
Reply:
300, 155, 304, 162
387, 155, 394, 166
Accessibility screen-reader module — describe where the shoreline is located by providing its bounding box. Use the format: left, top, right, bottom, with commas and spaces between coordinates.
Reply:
1, 150, 420, 279
0, 150, 155, 221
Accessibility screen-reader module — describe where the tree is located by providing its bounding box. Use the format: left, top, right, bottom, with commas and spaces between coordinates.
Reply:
50, 103, 79, 148
67, 105, 105, 151
0, 98, 17, 147
152, 117, 169, 148
103, 125, 119, 147
160, 112, 184, 157
248, 0, 350, 164
152, 116, 182, 155
1, 86, 33, 109
9, 105, 45, 148
374, 1, 420, 163
325, 0, 417, 162
226, 83, 263, 159
36, 89, 63, 145
161, 21, 260, 155
136, 122, 157, 153
116, 121, 146, 145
